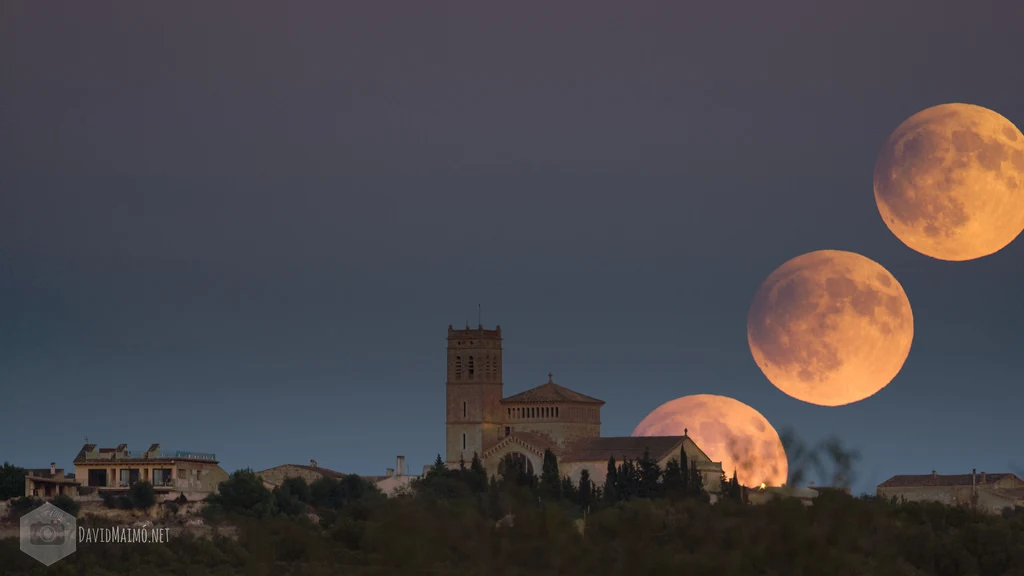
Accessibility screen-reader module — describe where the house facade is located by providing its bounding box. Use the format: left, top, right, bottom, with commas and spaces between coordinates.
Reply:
877, 470, 1024, 514
73, 443, 227, 498
24, 463, 79, 499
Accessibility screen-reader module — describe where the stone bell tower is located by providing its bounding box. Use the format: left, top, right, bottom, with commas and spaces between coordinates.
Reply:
445, 324, 503, 466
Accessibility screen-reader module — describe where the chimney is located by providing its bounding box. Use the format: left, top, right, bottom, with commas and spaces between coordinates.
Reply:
980, 471, 986, 483
310, 459, 318, 469
973, 468, 977, 491
397, 456, 405, 477
50, 463, 56, 475
386, 468, 394, 477
932, 470, 937, 478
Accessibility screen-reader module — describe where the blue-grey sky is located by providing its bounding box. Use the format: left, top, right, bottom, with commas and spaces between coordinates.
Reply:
2, 2, 1023, 495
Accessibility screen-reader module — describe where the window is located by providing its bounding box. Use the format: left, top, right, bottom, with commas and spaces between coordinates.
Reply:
468, 356, 475, 377
463, 401, 467, 418
486, 358, 492, 379
505, 426, 511, 437
462, 433, 467, 450
455, 356, 462, 379
555, 407, 559, 418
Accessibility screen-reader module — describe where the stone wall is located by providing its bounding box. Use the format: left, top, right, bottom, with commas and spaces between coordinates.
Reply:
560, 456, 723, 493
876, 485, 975, 507
508, 422, 600, 449
876, 485, 1021, 514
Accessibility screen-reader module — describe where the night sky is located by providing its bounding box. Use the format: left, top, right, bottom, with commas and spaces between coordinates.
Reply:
3, 2, 1023, 495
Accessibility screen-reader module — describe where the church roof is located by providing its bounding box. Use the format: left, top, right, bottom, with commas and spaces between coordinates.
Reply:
501, 373, 605, 405
561, 436, 691, 464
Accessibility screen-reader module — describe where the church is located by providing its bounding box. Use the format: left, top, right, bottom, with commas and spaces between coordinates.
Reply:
445, 324, 724, 493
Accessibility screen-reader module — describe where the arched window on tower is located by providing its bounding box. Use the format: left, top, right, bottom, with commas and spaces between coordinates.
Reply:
555, 407, 559, 418
486, 358, 492, 379
468, 356, 475, 378
463, 401, 467, 419
462, 433, 467, 450
455, 356, 462, 380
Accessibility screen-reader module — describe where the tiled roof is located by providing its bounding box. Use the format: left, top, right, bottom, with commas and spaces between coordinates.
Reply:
878, 473, 1021, 488
269, 465, 345, 479
561, 436, 687, 463
25, 468, 64, 478
501, 374, 604, 405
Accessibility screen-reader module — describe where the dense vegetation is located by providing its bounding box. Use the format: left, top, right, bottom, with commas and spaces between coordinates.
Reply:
2, 446, 1024, 576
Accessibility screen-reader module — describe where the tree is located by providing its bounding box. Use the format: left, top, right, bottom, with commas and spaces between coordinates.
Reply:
469, 452, 488, 492
637, 449, 662, 499
618, 459, 638, 500
604, 456, 618, 502
273, 477, 310, 516
130, 481, 157, 509
727, 470, 743, 503
578, 469, 592, 508
51, 494, 80, 517
429, 454, 447, 476
560, 476, 577, 503
540, 449, 561, 499
0, 462, 27, 500
679, 448, 691, 496
663, 458, 682, 497
207, 469, 276, 518
688, 459, 704, 498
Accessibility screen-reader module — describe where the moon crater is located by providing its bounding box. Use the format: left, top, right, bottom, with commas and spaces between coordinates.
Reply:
747, 250, 913, 406
874, 103, 1024, 260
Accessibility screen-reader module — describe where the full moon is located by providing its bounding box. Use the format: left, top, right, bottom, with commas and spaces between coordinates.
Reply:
874, 103, 1024, 261
747, 250, 914, 407
633, 394, 788, 488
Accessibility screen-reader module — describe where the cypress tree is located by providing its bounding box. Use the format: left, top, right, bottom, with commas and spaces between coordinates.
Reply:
470, 452, 487, 493
663, 458, 682, 498
540, 449, 561, 499
561, 475, 577, 503
729, 470, 744, 502
604, 456, 618, 502
689, 459, 704, 497
637, 449, 662, 498
619, 459, 639, 500
579, 469, 592, 508
680, 450, 691, 496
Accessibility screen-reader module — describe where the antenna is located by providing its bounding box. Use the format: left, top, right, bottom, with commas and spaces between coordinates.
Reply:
478, 303, 481, 327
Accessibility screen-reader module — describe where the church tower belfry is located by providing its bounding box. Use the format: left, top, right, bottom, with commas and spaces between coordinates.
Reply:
446, 324, 503, 466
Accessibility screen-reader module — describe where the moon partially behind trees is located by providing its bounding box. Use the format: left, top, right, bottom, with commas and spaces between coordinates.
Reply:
747, 250, 914, 407
874, 103, 1024, 261
633, 394, 788, 488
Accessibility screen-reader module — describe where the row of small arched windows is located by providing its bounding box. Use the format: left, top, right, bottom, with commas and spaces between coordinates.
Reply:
454, 355, 498, 380
507, 406, 558, 419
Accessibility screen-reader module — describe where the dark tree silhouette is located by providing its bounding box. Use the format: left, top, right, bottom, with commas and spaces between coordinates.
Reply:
604, 456, 618, 502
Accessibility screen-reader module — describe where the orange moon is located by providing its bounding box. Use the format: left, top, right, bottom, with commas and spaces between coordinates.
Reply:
747, 250, 914, 407
874, 103, 1024, 261
633, 394, 788, 488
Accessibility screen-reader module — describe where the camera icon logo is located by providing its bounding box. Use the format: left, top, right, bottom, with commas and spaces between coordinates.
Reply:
20, 502, 77, 566
30, 520, 67, 545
